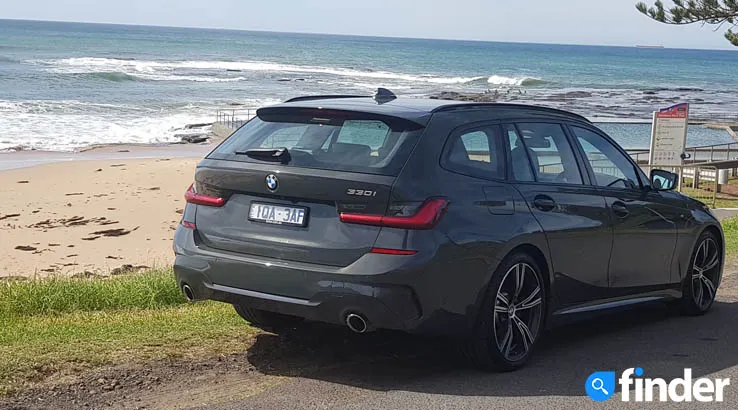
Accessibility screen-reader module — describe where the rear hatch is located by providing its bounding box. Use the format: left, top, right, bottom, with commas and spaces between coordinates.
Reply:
190, 106, 425, 267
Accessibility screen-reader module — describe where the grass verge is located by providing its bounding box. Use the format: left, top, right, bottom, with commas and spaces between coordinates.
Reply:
680, 187, 738, 209
0, 269, 183, 318
0, 270, 257, 396
722, 217, 738, 258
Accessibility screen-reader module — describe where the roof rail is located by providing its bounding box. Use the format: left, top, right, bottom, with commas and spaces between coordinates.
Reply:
432, 103, 591, 123
284, 95, 368, 103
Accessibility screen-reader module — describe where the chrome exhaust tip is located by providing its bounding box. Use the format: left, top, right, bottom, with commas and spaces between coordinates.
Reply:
346, 313, 368, 334
182, 284, 195, 302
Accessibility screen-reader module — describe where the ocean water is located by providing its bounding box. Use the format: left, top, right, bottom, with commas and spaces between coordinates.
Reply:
1, 19, 738, 151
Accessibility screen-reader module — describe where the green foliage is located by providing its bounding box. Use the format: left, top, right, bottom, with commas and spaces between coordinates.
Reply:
0, 269, 185, 318
721, 216, 738, 257
636, 1, 738, 46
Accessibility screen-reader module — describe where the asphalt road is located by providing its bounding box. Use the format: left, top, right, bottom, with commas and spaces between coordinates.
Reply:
194, 278, 738, 410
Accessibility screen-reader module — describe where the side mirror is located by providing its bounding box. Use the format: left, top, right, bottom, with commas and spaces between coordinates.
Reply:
650, 169, 678, 191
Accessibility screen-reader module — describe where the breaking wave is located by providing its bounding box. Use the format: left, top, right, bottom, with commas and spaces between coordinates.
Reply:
28, 57, 545, 87
0, 97, 282, 152
486, 75, 546, 86
0, 99, 209, 151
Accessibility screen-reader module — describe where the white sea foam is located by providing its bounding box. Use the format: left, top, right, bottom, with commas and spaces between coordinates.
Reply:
0, 99, 266, 151
29, 57, 543, 87
135, 74, 248, 83
487, 75, 545, 86
0, 112, 207, 151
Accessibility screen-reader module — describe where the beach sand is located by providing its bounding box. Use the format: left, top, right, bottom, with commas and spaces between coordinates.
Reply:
0, 157, 200, 278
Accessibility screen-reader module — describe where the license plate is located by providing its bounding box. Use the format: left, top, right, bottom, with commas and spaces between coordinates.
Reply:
248, 202, 308, 227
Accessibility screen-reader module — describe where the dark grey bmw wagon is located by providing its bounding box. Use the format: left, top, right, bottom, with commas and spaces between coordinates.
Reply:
173, 90, 724, 371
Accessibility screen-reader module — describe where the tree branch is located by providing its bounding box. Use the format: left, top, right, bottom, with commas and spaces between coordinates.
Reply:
636, 0, 738, 45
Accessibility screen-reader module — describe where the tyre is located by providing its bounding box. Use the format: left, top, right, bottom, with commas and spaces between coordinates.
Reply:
681, 231, 722, 316
233, 303, 303, 332
466, 252, 547, 371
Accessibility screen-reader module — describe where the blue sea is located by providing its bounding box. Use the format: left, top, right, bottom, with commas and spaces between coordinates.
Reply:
1, 19, 738, 151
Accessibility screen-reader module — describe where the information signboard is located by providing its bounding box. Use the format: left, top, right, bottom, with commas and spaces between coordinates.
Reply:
648, 103, 689, 166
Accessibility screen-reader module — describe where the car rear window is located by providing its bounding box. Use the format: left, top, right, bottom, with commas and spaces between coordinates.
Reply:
209, 111, 424, 176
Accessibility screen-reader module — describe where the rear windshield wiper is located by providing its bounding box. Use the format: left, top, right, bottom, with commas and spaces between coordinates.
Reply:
235, 147, 291, 163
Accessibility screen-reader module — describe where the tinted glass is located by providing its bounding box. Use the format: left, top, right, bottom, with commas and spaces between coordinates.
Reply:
505, 124, 535, 182
572, 126, 640, 189
516, 123, 583, 185
445, 126, 504, 180
336, 120, 390, 150
209, 115, 423, 176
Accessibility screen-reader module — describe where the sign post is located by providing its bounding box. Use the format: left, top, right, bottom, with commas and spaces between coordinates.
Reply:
648, 103, 689, 188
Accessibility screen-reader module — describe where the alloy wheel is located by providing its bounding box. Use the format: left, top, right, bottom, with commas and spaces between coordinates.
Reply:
493, 262, 544, 362
692, 237, 720, 310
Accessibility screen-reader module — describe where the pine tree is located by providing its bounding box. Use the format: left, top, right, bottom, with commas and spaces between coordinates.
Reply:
636, 1, 738, 46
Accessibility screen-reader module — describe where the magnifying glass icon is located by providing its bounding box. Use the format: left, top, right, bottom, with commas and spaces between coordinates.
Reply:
591, 378, 609, 395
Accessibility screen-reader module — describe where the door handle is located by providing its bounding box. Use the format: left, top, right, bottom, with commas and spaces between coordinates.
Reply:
612, 201, 630, 218
533, 195, 556, 212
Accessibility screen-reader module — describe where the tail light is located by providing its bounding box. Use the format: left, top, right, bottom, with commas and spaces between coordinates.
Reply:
181, 221, 197, 230
185, 183, 225, 207
340, 198, 449, 230
369, 248, 417, 256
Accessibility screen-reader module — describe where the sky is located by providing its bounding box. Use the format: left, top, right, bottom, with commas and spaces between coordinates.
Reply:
1, 0, 734, 50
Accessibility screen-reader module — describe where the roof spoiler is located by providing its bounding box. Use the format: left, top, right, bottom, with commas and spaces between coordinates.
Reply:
284, 88, 398, 105
255, 106, 427, 128
284, 95, 366, 103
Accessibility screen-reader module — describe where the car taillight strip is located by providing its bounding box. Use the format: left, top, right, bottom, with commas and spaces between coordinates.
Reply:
185, 184, 226, 207
181, 221, 197, 229
339, 198, 449, 230
369, 247, 417, 256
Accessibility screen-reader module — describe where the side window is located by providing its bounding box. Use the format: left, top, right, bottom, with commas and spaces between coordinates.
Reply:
505, 124, 535, 182
460, 131, 491, 162
571, 126, 640, 189
444, 126, 504, 180
515, 123, 583, 185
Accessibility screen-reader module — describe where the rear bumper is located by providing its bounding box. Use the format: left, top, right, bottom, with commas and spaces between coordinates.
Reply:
175, 254, 421, 331
173, 226, 438, 333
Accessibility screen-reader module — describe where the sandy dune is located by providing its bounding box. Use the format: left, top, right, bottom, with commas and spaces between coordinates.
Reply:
0, 158, 199, 277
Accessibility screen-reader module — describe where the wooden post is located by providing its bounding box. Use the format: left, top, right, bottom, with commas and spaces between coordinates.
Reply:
692, 167, 700, 189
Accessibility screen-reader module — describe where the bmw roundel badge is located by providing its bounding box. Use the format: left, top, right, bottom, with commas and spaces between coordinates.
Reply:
265, 174, 279, 191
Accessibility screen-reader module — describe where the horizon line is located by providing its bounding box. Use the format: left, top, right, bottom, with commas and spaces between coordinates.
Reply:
1, 17, 736, 52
